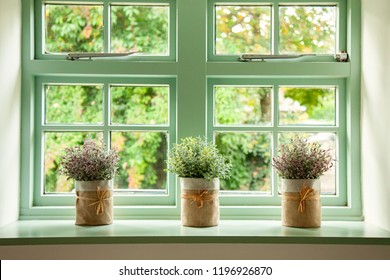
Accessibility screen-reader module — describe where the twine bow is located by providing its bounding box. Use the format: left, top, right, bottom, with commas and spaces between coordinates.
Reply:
181, 190, 217, 208
76, 187, 112, 215
298, 187, 314, 213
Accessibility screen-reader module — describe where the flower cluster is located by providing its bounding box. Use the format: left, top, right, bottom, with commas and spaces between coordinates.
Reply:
272, 136, 334, 179
166, 136, 232, 180
59, 138, 119, 181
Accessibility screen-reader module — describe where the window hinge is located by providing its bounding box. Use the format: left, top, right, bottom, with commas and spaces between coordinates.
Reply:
334, 51, 348, 62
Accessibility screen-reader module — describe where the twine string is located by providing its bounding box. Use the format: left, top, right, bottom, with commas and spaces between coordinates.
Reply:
298, 187, 314, 213
76, 186, 112, 215
181, 190, 218, 208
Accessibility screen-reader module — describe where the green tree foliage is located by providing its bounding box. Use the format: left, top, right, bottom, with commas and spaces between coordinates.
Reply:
45, 5, 103, 53
216, 133, 271, 191
111, 6, 169, 54
44, 3, 335, 193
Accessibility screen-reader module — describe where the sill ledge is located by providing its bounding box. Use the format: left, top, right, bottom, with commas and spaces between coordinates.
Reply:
1, 220, 390, 246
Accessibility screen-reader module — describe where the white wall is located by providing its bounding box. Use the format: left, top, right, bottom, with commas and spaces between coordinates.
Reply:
361, 0, 390, 231
0, 0, 21, 227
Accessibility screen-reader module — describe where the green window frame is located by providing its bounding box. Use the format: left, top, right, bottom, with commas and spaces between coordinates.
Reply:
21, 0, 361, 220
208, 0, 347, 62
207, 78, 347, 207
35, 0, 177, 61
34, 76, 177, 207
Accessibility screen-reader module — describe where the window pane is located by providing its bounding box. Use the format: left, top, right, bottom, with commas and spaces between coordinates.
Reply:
215, 86, 272, 125
215, 5, 271, 55
279, 6, 336, 54
111, 132, 168, 190
278, 87, 336, 125
278, 132, 336, 195
110, 85, 169, 125
45, 4, 103, 53
215, 132, 272, 192
45, 85, 103, 124
44, 132, 103, 194
111, 5, 169, 55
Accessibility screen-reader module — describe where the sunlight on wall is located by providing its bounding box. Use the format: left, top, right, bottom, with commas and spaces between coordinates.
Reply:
362, 0, 390, 231
0, 0, 21, 226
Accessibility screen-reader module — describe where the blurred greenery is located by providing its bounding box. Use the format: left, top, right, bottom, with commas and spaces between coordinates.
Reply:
215, 87, 272, 125
279, 6, 336, 54
43, 3, 336, 193
279, 87, 336, 125
215, 5, 271, 54
111, 5, 169, 54
45, 5, 104, 53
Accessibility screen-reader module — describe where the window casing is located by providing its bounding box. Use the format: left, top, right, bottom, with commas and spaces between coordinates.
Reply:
21, 0, 361, 220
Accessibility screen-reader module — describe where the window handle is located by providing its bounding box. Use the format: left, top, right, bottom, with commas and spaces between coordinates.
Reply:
67, 52, 137, 60
239, 54, 316, 62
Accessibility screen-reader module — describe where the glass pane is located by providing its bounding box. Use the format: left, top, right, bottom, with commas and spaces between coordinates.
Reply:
45, 85, 103, 124
215, 132, 272, 192
215, 5, 271, 55
45, 4, 103, 53
278, 132, 336, 195
110, 85, 169, 125
111, 5, 169, 55
44, 132, 103, 194
279, 6, 336, 54
278, 87, 336, 125
215, 86, 272, 125
111, 132, 168, 190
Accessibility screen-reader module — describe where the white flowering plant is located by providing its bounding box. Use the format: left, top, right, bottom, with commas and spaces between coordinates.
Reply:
59, 138, 119, 181
272, 136, 334, 179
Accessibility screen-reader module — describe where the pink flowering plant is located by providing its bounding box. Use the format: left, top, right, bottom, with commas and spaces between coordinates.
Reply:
272, 136, 334, 179
59, 138, 119, 181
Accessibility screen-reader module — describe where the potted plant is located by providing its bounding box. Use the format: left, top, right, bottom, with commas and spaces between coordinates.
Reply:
272, 136, 334, 228
59, 137, 119, 225
166, 136, 232, 227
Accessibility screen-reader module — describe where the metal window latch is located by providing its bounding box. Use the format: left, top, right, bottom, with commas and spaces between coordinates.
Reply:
334, 51, 348, 62
66, 52, 137, 60
239, 54, 316, 62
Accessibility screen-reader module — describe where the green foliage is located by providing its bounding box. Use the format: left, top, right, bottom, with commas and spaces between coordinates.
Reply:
111, 6, 168, 54
112, 132, 167, 189
45, 85, 102, 124
45, 5, 103, 53
111, 86, 168, 125
216, 133, 271, 191
283, 88, 333, 116
45, 4, 168, 54
215, 87, 271, 125
166, 137, 232, 180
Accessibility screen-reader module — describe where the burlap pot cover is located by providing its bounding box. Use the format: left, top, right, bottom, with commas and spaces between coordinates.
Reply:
281, 179, 321, 228
75, 180, 113, 226
180, 178, 219, 227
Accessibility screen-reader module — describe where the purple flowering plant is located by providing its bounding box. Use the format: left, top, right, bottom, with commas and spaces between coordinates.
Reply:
59, 137, 119, 181
272, 136, 334, 179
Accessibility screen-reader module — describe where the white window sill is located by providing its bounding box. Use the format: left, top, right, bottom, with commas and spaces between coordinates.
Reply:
0, 220, 390, 246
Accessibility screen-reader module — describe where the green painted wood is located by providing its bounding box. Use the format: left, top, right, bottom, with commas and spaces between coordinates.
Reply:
0, 220, 389, 246
20, 0, 362, 220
